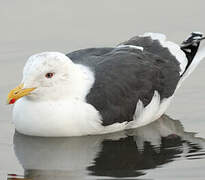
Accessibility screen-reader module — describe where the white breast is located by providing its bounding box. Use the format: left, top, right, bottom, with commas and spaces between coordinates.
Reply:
12, 92, 174, 137
13, 97, 103, 137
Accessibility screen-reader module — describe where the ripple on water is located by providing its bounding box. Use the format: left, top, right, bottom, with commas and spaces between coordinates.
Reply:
6, 115, 205, 180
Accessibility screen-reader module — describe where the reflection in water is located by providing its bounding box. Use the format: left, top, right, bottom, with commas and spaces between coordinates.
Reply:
11, 115, 205, 180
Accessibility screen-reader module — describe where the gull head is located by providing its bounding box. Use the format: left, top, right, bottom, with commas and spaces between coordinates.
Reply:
7, 52, 76, 104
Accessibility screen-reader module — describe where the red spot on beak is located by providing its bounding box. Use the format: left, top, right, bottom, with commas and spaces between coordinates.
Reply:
9, 98, 16, 104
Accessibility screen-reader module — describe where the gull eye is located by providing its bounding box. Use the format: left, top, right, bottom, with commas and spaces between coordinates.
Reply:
45, 72, 54, 78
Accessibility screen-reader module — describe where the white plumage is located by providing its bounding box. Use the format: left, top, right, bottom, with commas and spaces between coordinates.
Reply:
8, 32, 205, 137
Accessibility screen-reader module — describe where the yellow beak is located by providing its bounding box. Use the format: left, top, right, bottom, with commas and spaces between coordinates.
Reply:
7, 84, 36, 104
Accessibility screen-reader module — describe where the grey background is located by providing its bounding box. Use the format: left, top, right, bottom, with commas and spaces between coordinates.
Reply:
0, 0, 205, 179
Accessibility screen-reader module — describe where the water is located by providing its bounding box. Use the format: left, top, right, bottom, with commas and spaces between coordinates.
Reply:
1, 0, 205, 179
5, 115, 205, 180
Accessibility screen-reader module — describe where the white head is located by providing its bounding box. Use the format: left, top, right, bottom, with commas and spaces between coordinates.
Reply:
22, 52, 74, 100
7, 52, 94, 104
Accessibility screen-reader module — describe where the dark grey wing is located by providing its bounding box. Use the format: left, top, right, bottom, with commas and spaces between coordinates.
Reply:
86, 48, 180, 126
66, 37, 181, 126
120, 35, 179, 65
67, 47, 114, 67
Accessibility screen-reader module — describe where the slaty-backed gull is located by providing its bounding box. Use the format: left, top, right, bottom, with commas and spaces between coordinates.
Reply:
7, 32, 205, 137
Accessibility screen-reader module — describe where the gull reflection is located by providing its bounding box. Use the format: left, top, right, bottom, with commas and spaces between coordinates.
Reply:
13, 115, 205, 179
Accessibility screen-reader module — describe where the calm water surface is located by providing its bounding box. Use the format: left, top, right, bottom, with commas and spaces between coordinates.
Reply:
1, 0, 205, 179
6, 115, 205, 180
